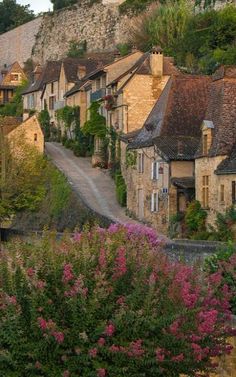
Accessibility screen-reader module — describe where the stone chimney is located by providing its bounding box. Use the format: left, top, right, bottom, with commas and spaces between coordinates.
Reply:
150, 46, 163, 78
33, 64, 42, 82
78, 65, 86, 79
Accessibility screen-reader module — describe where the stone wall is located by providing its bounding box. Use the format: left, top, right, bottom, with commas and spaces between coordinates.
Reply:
32, 1, 133, 64
0, 17, 43, 66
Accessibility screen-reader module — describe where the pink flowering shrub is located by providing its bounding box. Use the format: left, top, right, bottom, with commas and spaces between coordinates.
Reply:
0, 224, 234, 376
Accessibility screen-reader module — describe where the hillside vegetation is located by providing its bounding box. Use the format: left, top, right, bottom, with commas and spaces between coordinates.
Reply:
130, 0, 236, 73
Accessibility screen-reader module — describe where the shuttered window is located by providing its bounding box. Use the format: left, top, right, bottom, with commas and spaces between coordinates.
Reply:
138, 153, 144, 173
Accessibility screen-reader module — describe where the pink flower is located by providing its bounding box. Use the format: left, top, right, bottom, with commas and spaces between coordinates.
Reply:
37, 317, 47, 331
109, 344, 120, 352
98, 337, 106, 346
62, 263, 74, 283
171, 353, 184, 362
62, 371, 70, 377
105, 323, 115, 337
8, 296, 17, 305
116, 296, 126, 305
89, 348, 98, 358
169, 320, 180, 336
198, 309, 218, 334
36, 280, 46, 290
156, 348, 165, 362
97, 368, 106, 377
74, 232, 82, 242
27, 267, 35, 277
113, 247, 127, 279
99, 248, 107, 269
52, 331, 64, 344
128, 339, 145, 358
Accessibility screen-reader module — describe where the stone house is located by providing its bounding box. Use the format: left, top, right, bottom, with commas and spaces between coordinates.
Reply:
0, 115, 44, 154
0, 62, 26, 105
121, 75, 210, 234
195, 66, 236, 225
22, 57, 107, 129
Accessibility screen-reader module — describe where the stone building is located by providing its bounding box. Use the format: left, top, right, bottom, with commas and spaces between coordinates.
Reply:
0, 62, 26, 105
195, 66, 236, 225
0, 115, 44, 154
121, 75, 210, 234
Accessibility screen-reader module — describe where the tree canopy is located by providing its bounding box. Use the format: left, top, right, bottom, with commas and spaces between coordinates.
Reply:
0, 0, 35, 34
50, 0, 78, 11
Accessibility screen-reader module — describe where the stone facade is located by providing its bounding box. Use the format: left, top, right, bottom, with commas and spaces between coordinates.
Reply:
195, 155, 236, 225
32, 1, 133, 64
7, 115, 44, 154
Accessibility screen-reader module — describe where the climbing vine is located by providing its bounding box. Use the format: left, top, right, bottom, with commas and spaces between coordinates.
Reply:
82, 101, 107, 138
126, 150, 137, 168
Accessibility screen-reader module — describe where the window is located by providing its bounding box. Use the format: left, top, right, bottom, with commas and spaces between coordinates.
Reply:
95, 78, 101, 90
49, 96, 55, 110
34, 133, 38, 142
220, 184, 225, 202
44, 99, 47, 110
203, 134, 208, 154
232, 181, 236, 204
51, 82, 54, 94
202, 175, 209, 208
151, 192, 159, 212
138, 153, 144, 173
151, 161, 159, 180
10, 73, 19, 82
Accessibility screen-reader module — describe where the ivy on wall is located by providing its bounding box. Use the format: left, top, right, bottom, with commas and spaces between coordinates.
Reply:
82, 101, 107, 138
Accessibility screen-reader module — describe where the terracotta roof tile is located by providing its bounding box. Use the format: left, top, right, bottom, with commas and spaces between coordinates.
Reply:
0, 116, 22, 135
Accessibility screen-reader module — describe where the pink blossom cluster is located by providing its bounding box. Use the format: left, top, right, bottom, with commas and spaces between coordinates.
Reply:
37, 317, 64, 344
127, 339, 145, 358
104, 323, 115, 337
113, 247, 127, 279
97, 368, 106, 377
64, 276, 88, 298
62, 263, 74, 283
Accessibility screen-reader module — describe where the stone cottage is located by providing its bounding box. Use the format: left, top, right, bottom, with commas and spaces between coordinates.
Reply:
195, 66, 236, 225
0, 62, 26, 105
121, 75, 210, 234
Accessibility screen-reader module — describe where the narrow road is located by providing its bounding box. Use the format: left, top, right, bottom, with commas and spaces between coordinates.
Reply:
45, 142, 138, 224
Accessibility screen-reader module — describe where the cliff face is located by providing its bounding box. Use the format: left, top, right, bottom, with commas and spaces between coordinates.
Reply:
32, 1, 132, 64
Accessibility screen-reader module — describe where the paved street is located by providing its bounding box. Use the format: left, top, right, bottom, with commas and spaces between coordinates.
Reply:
45, 142, 138, 224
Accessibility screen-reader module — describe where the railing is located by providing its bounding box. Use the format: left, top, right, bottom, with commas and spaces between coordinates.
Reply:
90, 88, 106, 102
54, 100, 66, 111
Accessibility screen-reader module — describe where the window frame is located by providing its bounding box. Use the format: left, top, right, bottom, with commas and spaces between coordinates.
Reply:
151, 191, 159, 213
138, 152, 144, 174
151, 161, 159, 180
202, 175, 209, 209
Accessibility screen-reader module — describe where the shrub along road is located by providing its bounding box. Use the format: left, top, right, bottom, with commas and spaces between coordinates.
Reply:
45, 142, 137, 224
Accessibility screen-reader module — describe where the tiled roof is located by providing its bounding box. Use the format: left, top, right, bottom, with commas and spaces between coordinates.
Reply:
153, 136, 200, 161
63, 57, 106, 83
215, 144, 236, 175
0, 116, 22, 135
128, 75, 210, 158
196, 66, 236, 158
22, 61, 62, 94
171, 177, 195, 189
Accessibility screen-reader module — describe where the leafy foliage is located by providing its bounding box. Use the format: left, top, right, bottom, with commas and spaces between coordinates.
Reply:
130, 1, 236, 74
115, 170, 127, 207
83, 102, 107, 139
0, 0, 34, 34
50, 0, 77, 11
38, 107, 51, 141
0, 80, 29, 117
185, 200, 207, 235
0, 133, 47, 222
212, 206, 236, 242
0, 224, 234, 376
67, 40, 87, 58
205, 242, 236, 314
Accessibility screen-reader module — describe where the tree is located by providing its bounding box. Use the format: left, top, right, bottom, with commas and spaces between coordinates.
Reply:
39, 107, 51, 141
50, 0, 77, 11
0, 0, 34, 34
0, 80, 29, 117
0, 132, 47, 222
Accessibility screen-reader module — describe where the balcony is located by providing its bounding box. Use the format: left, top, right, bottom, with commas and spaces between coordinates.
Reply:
90, 88, 106, 102
54, 100, 65, 111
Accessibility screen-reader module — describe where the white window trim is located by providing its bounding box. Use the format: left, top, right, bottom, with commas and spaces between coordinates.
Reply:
151, 191, 159, 212
138, 152, 144, 174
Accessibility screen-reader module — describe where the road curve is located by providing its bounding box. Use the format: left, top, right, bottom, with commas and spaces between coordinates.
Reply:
45, 142, 138, 224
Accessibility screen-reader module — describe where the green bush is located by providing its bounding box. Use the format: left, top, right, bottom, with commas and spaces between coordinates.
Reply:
213, 206, 236, 242
115, 170, 127, 207
205, 242, 236, 314
0, 225, 234, 376
184, 200, 207, 235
